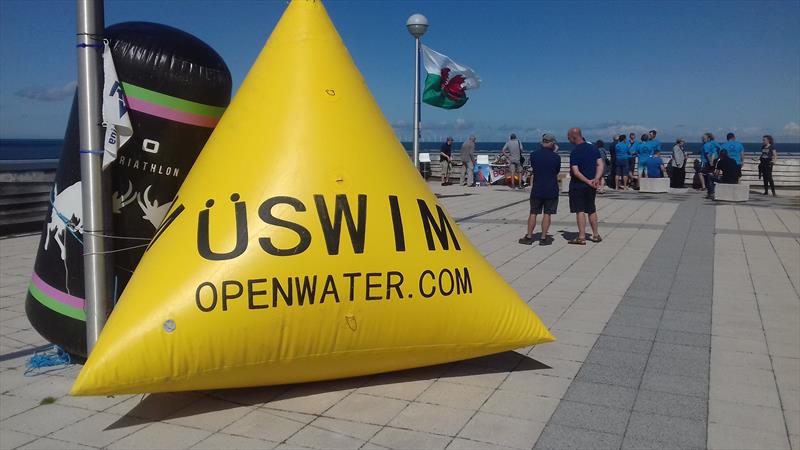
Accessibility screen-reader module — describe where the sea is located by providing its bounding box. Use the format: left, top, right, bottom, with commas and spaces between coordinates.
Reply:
1, 138, 799, 163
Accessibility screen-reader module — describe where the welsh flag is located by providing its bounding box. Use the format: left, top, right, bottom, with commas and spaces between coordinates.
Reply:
421, 45, 481, 109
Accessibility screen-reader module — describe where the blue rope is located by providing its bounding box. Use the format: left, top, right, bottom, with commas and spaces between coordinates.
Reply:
79, 149, 104, 155
49, 191, 83, 245
76, 43, 103, 49
25, 345, 71, 376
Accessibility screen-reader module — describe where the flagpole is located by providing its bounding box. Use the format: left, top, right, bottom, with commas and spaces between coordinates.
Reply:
77, 0, 111, 354
406, 14, 428, 170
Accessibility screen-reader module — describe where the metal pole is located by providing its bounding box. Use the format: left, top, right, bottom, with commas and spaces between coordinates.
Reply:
413, 37, 421, 169
76, 0, 110, 354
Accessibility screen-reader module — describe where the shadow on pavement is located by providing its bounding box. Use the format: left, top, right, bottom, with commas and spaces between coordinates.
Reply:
559, 230, 579, 241
106, 351, 551, 429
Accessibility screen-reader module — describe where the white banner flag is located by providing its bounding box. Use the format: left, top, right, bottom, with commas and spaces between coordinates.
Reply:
101, 42, 133, 169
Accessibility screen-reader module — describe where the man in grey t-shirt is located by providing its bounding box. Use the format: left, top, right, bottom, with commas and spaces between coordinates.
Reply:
459, 135, 477, 187
502, 133, 524, 190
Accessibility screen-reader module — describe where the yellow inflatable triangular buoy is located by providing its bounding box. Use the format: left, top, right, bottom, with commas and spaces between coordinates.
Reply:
71, 0, 553, 396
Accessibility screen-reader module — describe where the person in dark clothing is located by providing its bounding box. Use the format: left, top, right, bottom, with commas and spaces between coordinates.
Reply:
607, 135, 618, 189
567, 128, 603, 244
595, 139, 610, 193
707, 149, 739, 198
440, 137, 454, 185
692, 158, 704, 190
520, 134, 560, 245
669, 138, 688, 188
759, 135, 778, 196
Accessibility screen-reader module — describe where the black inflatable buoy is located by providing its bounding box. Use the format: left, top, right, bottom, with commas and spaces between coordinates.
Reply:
26, 22, 232, 358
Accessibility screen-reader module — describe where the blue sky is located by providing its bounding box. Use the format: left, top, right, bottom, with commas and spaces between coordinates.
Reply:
1, 0, 799, 143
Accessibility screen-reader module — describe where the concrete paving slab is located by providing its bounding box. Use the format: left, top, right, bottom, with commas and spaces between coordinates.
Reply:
562, 380, 637, 410
709, 399, 788, 434
323, 393, 408, 427
106, 422, 213, 449
479, 389, 560, 423
633, 389, 707, 421
446, 437, 516, 450
457, 412, 546, 450
547, 400, 629, 436
416, 381, 493, 411
191, 433, 278, 449
498, 372, 573, 399
0, 429, 37, 449
388, 402, 473, 436
535, 424, 623, 450
708, 423, 790, 450
286, 424, 367, 450
1, 403, 95, 436
626, 411, 706, 449
17, 437, 96, 449
221, 409, 312, 442
49, 412, 148, 448
372, 427, 453, 450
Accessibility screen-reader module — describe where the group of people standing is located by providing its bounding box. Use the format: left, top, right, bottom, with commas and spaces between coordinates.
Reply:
438, 130, 782, 199
439, 135, 480, 187
520, 128, 603, 246
438, 133, 527, 188
437, 129, 783, 249
599, 130, 687, 190
693, 132, 778, 197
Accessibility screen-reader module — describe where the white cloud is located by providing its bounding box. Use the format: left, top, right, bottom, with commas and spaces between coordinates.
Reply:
14, 81, 77, 102
784, 121, 800, 137
580, 121, 652, 141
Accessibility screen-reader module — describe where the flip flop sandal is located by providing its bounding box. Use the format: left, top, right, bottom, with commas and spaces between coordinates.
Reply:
591, 236, 603, 243
568, 238, 586, 245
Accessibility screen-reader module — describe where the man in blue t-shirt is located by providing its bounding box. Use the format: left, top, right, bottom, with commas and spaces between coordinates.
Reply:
633, 134, 649, 178
614, 135, 630, 190
701, 132, 721, 193
643, 130, 662, 177
645, 150, 666, 178
568, 128, 603, 244
519, 133, 560, 246
700, 133, 720, 168
722, 132, 744, 172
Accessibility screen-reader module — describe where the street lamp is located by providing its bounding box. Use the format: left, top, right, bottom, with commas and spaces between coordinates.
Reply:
406, 13, 428, 169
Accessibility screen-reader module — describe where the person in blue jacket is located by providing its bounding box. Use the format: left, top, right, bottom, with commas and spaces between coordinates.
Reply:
701, 132, 721, 193
643, 130, 662, 177
519, 133, 561, 245
614, 134, 630, 190
722, 132, 744, 175
634, 133, 650, 178
646, 150, 666, 178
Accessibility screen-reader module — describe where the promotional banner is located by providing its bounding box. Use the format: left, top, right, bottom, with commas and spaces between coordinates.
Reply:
101, 43, 133, 169
26, 22, 231, 358
489, 164, 509, 185
475, 163, 491, 185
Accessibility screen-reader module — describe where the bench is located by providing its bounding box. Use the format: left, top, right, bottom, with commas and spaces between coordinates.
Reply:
714, 183, 749, 202
639, 177, 669, 193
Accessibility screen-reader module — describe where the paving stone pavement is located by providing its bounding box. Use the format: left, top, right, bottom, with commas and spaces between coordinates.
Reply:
535, 195, 714, 450
1, 183, 798, 450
